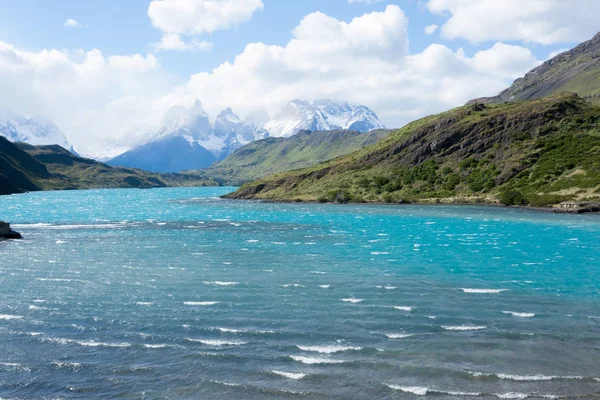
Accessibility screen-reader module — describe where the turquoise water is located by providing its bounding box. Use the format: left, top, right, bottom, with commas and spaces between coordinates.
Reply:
1, 187, 600, 399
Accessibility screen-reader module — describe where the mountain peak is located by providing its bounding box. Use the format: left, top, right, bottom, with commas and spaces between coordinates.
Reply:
189, 99, 207, 116
0, 109, 73, 151
265, 99, 384, 137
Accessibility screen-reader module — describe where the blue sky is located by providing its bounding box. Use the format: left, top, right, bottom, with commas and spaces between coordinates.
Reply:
0, 0, 570, 76
0, 0, 597, 156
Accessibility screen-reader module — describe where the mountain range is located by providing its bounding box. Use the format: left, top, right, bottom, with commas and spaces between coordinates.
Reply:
226, 32, 600, 208
0, 109, 76, 154
0, 135, 215, 196
107, 99, 384, 173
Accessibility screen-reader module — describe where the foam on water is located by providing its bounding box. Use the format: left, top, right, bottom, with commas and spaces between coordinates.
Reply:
393, 306, 413, 311
183, 301, 218, 306
468, 371, 585, 381
143, 344, 169, 349
385, 333, 413, 339
270, 370, 307, 380
211, 327, 275, 334
46, 337, 131, 348
461, 288, 508, 293
0, 314, 23, 320
341, 298, 363, 303
296, 345, 362, 353
503, 311, 535, 317
186, 339, 247, 346
289, 355, 345, 364
203, 281, 239, 286
442, 325, 487, 331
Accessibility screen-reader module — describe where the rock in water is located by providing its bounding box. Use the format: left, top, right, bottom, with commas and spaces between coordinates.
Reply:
0, 221, 22, 239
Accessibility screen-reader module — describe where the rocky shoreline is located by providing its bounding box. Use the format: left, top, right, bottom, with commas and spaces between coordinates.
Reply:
0, 221, 22, 240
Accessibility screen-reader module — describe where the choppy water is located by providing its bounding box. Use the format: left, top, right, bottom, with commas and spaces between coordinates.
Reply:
1, 187, 600, 399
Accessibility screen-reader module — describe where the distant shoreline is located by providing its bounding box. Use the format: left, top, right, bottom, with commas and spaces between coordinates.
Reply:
221, 195, 600, 215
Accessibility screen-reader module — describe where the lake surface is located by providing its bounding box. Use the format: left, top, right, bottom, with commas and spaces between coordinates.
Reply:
1, 187, 600, 399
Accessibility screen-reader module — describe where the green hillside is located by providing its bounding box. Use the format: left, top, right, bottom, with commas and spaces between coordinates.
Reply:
226, 94, 600, 207
0, 138, 216, 195
203, 129, 390, 185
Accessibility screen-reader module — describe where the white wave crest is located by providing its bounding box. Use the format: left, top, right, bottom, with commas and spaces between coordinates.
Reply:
211, 327, 275, 334
271, 370, 307, 380
461, 288, 508, 294
53, 361, 82, 368
289, 355, 345, 364
184, 301, 218, 306
386, 385, 481, 397
468, 371, 583, 381
341, 298, 363, 303
203, 281, 239, 286
0, 314, 23, 320
502, 311, 535, 318
386, 385, 429, 395
385, 333, 413, 339
185, 338, 247, 346
297, 345, 361, 354
393, 306, 413, 311
442, 325, 487, 331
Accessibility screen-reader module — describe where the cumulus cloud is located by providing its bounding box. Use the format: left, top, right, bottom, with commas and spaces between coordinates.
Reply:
0, 41, 175, 157
173, 5, 539, 127
151, 33, 212, 52
424, 24, 438, 35
63, 19, 83, 28
427, 0, 600, 44
148, 0, 264, 35
0, 5, 542, 157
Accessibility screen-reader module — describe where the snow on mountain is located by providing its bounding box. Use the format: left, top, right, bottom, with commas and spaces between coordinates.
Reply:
0, 109, 74, 152
214, 107, 269, 158
264, 99, 385, 138
108, 98, 384, 172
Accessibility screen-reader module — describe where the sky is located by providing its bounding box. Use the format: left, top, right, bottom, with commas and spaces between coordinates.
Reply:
0, 0, 599, 157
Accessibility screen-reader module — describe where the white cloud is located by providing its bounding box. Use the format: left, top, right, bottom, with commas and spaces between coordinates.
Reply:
147, 0, 264, 35
151, 33, 213, 52
427, 0, 600, 45
424, 24, 438, 35
172, 5, 539, 129
63, 19, 83, 28
0, 5, 542, 158
0, 41, 174, 157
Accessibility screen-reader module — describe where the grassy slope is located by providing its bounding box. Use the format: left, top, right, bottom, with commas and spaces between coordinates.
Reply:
202, 129, 391, 185
1, 143, 216, 195
226, 94, 600, 207
478, 32, 600, 105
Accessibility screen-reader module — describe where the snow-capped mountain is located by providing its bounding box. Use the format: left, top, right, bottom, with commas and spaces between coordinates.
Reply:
264, 99, 385, 138
108, 98, 384, 173
107, 102, 269, 172
0, 109, 75, 152
214, 107, 269, 158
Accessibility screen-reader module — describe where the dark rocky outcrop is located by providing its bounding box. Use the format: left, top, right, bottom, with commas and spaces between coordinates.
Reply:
0, 221, 22, 240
